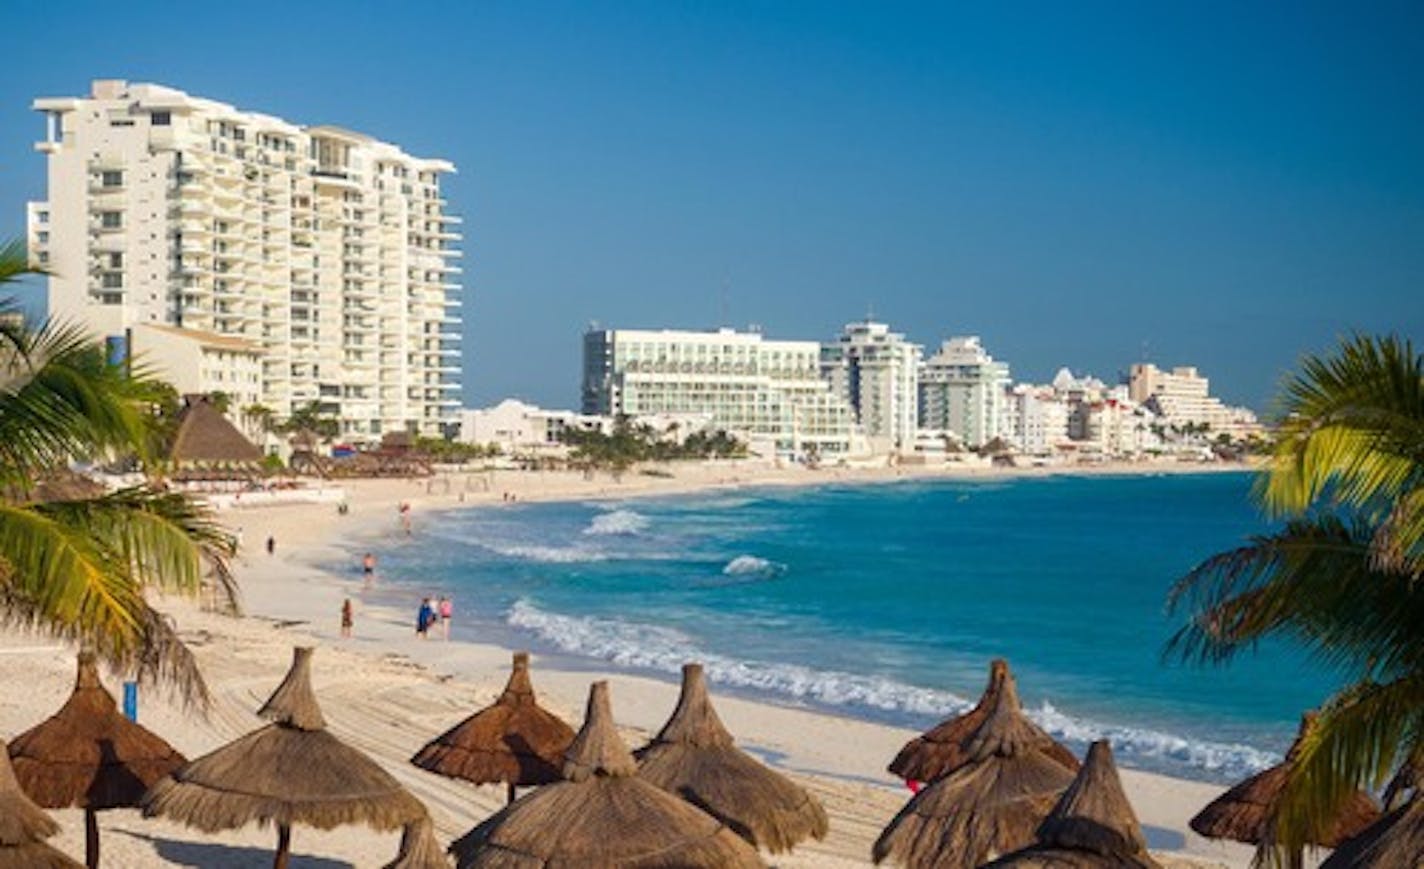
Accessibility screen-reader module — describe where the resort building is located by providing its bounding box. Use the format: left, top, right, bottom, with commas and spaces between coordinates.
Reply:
28, 79, 463, 442
1077, 397, 1161, 458
1127, 363, 1262, 439
457, 399, 609, 455
820, 320, 922, 453
918, 336, 1011, 448
1003, 384, 1072, 456
582, 327, 865, 459
132, 323, 264, 435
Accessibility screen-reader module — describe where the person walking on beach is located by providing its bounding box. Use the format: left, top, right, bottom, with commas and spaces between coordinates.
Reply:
438, 596, 452, 640
416, 597, 434, 638
362, 552, 376, 583
266, 534, 275, 556
340, 599, 353, 639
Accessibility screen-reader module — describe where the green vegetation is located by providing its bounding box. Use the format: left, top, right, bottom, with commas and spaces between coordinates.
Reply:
412, 436, 502, 463
1168, 334, 1423, 864
0, 240, 235, 705
274, 400, 339, 445
559, 417, 746, 471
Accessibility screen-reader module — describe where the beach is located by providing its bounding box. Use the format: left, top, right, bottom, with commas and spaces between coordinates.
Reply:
1, 461, 1265, 867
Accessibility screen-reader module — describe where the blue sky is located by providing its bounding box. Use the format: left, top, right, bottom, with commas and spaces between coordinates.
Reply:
3, 2, 1420, 411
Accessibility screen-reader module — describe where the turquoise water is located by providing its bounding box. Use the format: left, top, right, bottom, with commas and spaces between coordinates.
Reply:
359, 473, 1339, 783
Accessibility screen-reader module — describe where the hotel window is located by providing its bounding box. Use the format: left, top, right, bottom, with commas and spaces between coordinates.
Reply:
100, 211, 122, 229
108, 252, 123, 269
36, 211, 48, 224
100, 273, 123, 289
37, 231, 48, 244
101, 170, 123, 188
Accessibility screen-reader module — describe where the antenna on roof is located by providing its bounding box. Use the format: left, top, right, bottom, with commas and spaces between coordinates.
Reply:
720, 276, 731, 329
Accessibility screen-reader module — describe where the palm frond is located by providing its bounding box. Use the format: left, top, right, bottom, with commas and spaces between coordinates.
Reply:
1166, 517, 1424, 679
1260, 676, 1424, 863
31, 486, 239, 611
1260, 334, 1424, 518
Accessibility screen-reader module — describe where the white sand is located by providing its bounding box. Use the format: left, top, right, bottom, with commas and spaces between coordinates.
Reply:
1, 462, 1270, 867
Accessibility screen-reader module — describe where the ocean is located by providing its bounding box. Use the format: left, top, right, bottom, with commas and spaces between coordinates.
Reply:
355, 472, 1339, 784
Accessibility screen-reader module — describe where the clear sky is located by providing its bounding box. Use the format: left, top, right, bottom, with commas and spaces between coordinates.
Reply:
3, 1, 1420, 412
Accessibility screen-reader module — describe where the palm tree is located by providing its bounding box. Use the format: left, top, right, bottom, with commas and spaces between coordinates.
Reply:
0, 240, 235, 705
1167, 333, 1424, 866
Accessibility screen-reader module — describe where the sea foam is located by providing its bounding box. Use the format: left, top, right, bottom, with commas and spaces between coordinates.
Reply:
504, 599, 1279, 780
583, 509, 650, 536
722, 555, 787, 578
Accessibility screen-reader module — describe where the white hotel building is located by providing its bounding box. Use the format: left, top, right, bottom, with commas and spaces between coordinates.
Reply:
582, 327, 864, 459
28, 80, 463, 442
918, 336, 1011, 448
821, 320, 922, 453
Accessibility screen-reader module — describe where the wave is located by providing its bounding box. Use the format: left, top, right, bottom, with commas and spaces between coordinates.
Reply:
722, 555, 787, 578
503, 600, 1279, 780
583, 509, 650, 537
486, 544, 608, 563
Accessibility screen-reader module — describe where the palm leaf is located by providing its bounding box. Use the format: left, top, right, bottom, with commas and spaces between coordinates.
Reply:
1259, 676, 1424, 865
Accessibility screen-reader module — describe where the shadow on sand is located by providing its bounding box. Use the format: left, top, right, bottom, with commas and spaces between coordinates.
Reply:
112, 829, 352, 868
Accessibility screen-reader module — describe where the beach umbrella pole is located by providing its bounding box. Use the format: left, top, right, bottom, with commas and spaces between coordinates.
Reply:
274, 822, 291, 869
507, 781, 517, 804
85, 807, 99, 868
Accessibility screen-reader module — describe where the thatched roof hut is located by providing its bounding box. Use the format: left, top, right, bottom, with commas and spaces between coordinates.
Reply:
888, 659, 1076, 783
168, 394, 263, 471
449, 680, 764, 868
9, 652, 186, 868
1321, 797, 1424, 868
981, 740, 1162, 868
142, 647, 429, 869
411, 652, 575, 804
873, 661, 1079, 868
636, 663, 828, 854
1189, 713, 1380, 854
0, 739, 82, 869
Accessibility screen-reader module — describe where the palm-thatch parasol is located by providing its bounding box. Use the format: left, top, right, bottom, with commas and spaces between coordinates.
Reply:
1189, 713, 1380, 864
888, 659, 1076, 784
0, 738, 82, 869
1320, 796, 1424, 868
411, 652, 575, 804
384, 816, 451, 869
635, 662, 828, 853
981, 740, 1162, 868
142, 646, 430, 869
9, 652, 186, 868
873, 659, 1079, 868
449, 680, 765, 868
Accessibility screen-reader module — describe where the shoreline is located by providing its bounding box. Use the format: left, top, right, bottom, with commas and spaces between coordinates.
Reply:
1, 461, 1266, 866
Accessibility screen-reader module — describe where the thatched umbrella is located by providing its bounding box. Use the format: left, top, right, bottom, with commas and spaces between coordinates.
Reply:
1321, 796, 1424, 868
873, 660, 1079, 868
888, 659, 1076, 784
411, 652, 575, 804
981, 740, 1162, 868
635, 662, 828, 853
0, 739, 82, 869
9, 652, 186, 868
384, 816, 450, 869
449, 680, 765, 868
1189, 713, 1380, 865
142, 647, 429, 869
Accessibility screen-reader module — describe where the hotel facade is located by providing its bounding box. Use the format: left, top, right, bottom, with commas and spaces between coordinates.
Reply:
28, 80, 463, 442
821, 320, 922, 453
582, 327, 864, 458
918, 336, 1011, 448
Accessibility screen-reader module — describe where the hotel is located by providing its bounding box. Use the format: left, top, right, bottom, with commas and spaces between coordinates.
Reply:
918, 336, 1011, 448
582, 327, 864, 458
28, 80, 463, 442
821, 321, 922, 453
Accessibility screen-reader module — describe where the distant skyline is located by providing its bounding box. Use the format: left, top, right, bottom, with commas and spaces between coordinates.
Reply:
3, 2, 1420, 413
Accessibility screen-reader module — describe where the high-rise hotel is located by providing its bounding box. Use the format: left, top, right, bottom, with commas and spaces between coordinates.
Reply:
582, 327, 864, 458
27, 80, 462, 441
